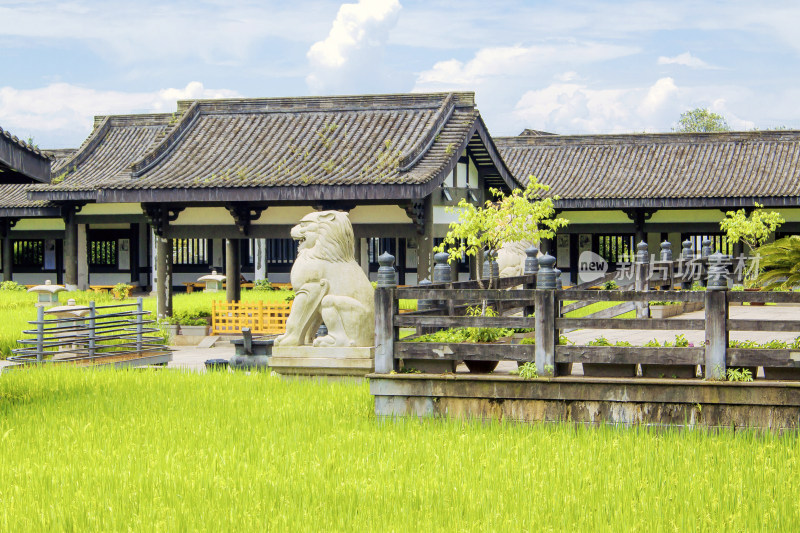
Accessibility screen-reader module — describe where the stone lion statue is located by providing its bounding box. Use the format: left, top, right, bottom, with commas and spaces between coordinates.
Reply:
274, 210, 375, 348
497, 240, 533, 277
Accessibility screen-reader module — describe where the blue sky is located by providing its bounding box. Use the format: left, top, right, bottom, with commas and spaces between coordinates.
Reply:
2, 0, 800, 148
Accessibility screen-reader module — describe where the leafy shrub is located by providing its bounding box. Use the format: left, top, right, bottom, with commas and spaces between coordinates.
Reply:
587, 336, 612, 346
602, 280, 618, 290
511, 362, 538, 379
253, 279, 272, 291
111, 283, 132, 300
727, 367, 753, 382
0, 281, 25, 291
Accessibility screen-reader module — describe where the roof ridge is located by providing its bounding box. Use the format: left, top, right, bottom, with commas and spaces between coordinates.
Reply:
398, 93, 457, 171
494, 130, 800, 147
0, 125, 48, 159
50, 117, 112, 181
176, 91, 475, 115
130, 102, 201, 177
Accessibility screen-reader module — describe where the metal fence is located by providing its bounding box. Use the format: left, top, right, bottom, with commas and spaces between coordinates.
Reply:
10, 297, 171, 368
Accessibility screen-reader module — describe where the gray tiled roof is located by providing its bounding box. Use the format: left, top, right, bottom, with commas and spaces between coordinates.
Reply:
0, 183, 48, 208
30, 114, 173, 192
495, 131, 800, 204
107, 92, 480, 191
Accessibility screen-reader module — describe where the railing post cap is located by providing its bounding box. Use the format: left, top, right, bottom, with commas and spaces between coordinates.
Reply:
637, 241, 648, 252
661, 240, 671, 249
433, 251, 450, 264
538, 253, 556, 268
377, 251, 395, 268
525, 245, 539, 257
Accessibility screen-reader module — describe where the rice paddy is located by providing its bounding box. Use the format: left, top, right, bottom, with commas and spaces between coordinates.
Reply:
0, 365, 798, 531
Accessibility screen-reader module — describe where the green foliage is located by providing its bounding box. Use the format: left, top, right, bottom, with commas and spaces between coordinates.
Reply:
587, 336, 612, 346
720, 202, 784, 258
0, 281, 26, 291
514, 362, 539, 379
691, 281, 706, 291
726, 367, 754, 382
519, 337, 535, 345
110, 283, 132, 300
753, 235, 800, 290
674, 108, 730, 133
434, 177, 569, 265
252, 279, 273, 291
602, 280, 618, 290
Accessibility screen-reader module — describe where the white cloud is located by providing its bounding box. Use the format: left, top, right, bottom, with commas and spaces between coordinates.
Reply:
513, 77, 756, 134
657, 52, 715, 69
306, 0, 401, 91
0, 82, 239, 148
414, 42, 637, 91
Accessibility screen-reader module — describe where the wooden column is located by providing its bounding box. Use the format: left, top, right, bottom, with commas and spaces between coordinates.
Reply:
156, 236, 173, 318
416, 196, 434, 282
1, 220, 12, 283
226, 238, 241, 303
634, 241, 649, 318
63, 208, 78, 290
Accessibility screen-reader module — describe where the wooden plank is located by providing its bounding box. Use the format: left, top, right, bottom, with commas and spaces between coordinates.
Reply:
555, 346, 704, 365
396, 288, 536, 301
728, 291, 800, 304
419, 274, 537, 291
728, 348, 800, 367
728, 319, 800, 332
556, 317, 705, 330
557, 289, 704, 302
375, 286, 397, 374
705, 291, 727, 380
394, 315, 533, 328
395, 342, 535, 361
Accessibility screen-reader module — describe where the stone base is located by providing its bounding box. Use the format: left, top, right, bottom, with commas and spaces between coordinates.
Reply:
270, 346, 374, 377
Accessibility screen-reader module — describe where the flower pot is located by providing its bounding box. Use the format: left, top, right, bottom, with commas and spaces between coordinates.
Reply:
180, 325, 209, 337
641, 364, 697, 379
582, 363, 637, 378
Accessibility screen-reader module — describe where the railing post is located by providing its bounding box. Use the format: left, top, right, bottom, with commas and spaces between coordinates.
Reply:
705, 253, 729, 379
35, 305, 44, 363
660, 240, 673, 290
136, 296, 144, 353
534, 254, 557, 376
433, 252, 454, 315
681, 238, 693, 289
700, 238, 713, 288
524, 246, 539, 276
634, 241, 649, 318
374, 252, 398, 374
88, 300, 96, 359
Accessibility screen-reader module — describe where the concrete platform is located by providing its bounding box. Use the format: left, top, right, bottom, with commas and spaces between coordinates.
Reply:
270, 346, 374, 377
369, 373, 800, 430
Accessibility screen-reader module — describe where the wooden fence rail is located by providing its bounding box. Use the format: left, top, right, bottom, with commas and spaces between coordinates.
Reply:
374, 246, 800, 381
211, 300, 292, 335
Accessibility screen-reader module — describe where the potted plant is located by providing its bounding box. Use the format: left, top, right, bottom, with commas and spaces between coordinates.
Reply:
649, 301, 683, 319
641, 335, 698, 378
111, 282, 132, 300
582, 337, 637, 377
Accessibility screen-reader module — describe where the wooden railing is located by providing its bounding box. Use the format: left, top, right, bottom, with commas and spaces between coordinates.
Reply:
373, 249, 800, 380
211, 300, 292, 335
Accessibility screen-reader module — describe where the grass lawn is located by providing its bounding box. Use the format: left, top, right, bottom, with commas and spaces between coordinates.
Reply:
0, 366, 798, 531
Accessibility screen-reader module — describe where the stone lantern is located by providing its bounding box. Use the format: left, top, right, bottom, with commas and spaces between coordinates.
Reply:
198, 270, 226, 292
27, 280, 66, 307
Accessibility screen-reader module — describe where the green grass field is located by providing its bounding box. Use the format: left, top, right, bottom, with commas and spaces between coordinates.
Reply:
0, 366, 797, 531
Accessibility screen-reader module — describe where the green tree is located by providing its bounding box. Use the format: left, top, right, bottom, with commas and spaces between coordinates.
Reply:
674, 108, 730, 133
435, 176, 569, 271
719, 202, 784, 283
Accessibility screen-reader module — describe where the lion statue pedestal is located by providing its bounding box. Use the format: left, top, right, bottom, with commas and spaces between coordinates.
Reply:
270, 210, 375, 378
